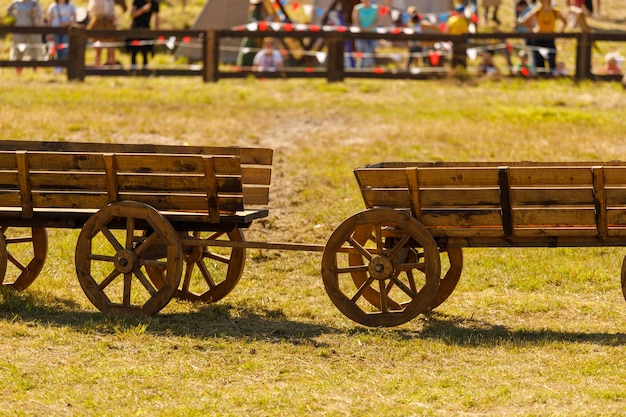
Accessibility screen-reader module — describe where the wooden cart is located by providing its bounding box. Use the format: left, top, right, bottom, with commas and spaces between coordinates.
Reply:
321, 161, 626, 327
0, 141, 272, 315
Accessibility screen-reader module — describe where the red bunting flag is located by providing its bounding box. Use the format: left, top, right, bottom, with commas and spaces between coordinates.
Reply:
183, 36, 191, 43
379, 6, 388, 16
258, 21, 268, 31
506, 42, 513, 53
158, 36, 165, 43
521, 67, 529, 77
438, 23, 447, 32
356, 52, 363, 58
309, 25, 320, 31
373, 67, 384, 74
305, 67, 314, 73
131, 39, 141, 46
291, 2, 299, 10
429, 51, 440, 66
284, 23, 293, 31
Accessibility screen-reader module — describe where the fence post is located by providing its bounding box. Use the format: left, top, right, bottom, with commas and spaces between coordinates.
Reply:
575, 32, 592, 81
67, 26, 86, 82
203, 29, 219, 83
326, 33, 344, 82
451, 34, 468, 69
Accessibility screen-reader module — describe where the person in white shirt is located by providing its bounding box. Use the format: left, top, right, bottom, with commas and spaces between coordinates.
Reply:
252, 37, 284, 72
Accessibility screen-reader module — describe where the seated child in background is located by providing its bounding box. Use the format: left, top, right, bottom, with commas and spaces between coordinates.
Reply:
600, 53, 622, 75
477, 51, 498, 76
252, 37, 284, 72
514, 50, 532, 77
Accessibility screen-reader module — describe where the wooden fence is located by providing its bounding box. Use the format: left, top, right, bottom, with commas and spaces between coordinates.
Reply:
0, 25, 625, 82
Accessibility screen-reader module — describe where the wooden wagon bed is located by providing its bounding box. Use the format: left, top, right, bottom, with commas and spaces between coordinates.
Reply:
320, 161, 626, 327
0, 140, 273, 316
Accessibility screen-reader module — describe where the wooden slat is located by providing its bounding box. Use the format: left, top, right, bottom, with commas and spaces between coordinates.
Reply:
606, 210, 626, 226
29, 172, 108, 191
512, 208, 596, 227
604, 188, 626, 207
419, 188, 501, 208
117, 193, 210, 211
509, 188, 594, 206
0, 153, 17, 170
0, 190, 22, 208
104, 153, 118, 203
113, 153, 206, 173
508, 167, 593, 186
421, 210, 502, 228
406, 167, 422, 220
512, 228, 598, 237
25, 152, 106, 171
241, 166, 272, 185
355, 169, 409, 188
0, 171, 19, 189
203, 156, 219, 222
600, 166, 626, 185
117, 174, 207, 193
361, 189, 412, 210
217, 195, 245, 213
416, 167, 500, 187
32, 193, 109, 209
242, 186, 270, 206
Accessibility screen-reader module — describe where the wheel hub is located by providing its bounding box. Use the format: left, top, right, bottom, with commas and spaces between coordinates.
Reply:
114, 250, 138, 274
368, 255, 394, 280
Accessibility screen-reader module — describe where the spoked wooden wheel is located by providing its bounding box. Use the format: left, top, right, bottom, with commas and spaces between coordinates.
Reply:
0, 227, 48, 291
322, 208, 441, 327
349, 221, 463, 312
621, 255, 626, 302
0, 234, 7, 284
427, 248, 463, 311
146, 229, 246, 303
75, 201, 183, 315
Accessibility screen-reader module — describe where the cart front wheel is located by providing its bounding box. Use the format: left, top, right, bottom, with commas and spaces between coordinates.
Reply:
0, 227, 48, 291
146, 229, 246, 303
322, 208, 441, 327
75, 201, 183, 315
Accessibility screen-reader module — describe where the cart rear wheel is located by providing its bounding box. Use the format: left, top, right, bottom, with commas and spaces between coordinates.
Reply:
621, 255, 626, 302
426, 247, 463, 311
146, 229, 246, 303
75, 201, 183, 315
322, 208, 440, 327
0, 234, 7, 283
0, 227, 47, 291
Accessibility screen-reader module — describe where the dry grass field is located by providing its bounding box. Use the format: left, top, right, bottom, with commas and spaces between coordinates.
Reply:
1, 2, 626, 416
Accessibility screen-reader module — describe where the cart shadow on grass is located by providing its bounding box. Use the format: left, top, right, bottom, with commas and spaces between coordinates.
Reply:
1, 287, 623, 348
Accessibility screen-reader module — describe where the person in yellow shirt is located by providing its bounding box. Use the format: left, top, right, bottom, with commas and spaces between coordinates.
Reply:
446, 4, 470, 35
522, 0, 566, 76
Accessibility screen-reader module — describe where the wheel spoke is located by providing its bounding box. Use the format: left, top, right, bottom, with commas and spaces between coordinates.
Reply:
5, 237, 34, 244
351, 276, 376, 303
405, 269, 418, 293
98, 269, 122, 291
380, 281, 389, 313
337, 264, 368, 274
89, 254, 116, 263
140, 259, 168, 268
388, 233, 411, 259
197, 259, 217, 288
390, 273, 418, 298
203, 249, 230, 264
134, 233, 160, 257
181, 262, 194, 292
134, 268, 157, 296
6, 252, 26, 272
346, 235, 373, 260
375, 223, 383, 253
101, 226, 124, 252
123, 273, 132, 305
395, 261, 425, 271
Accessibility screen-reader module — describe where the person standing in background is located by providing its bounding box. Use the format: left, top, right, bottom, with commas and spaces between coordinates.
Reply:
128, 0, 159, 69
521, 0, 566, 76
352, 0, 379, 68
237, 0, 266, 68
7, 0, 45, 71
47, 0, 76, 73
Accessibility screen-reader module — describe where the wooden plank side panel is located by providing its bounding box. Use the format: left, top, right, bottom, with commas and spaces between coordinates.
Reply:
360, 189, 412, 210
0, 171, 19, 189
25, 152, 106, 171
242, 186, 270, 206
416, 167, 500, 187
113, 153, 205, 173
29, 172, 108, 191
512, 208, 597, 228
0, 190, 22, 208
421, 209, 503, 229
355, 169, 409, 189
601, 167, 626, 185
0, 153, 17, 170
32, 192, 109, 209
509, 188, 595, 206
419, 188, 501, 208
241, 166, 272, 186
117, 174, 207, 193
508, 167, 593, 186
604, 188, 626, 207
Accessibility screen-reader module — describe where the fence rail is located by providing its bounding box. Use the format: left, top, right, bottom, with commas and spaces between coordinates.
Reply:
0, 26, 624, 82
